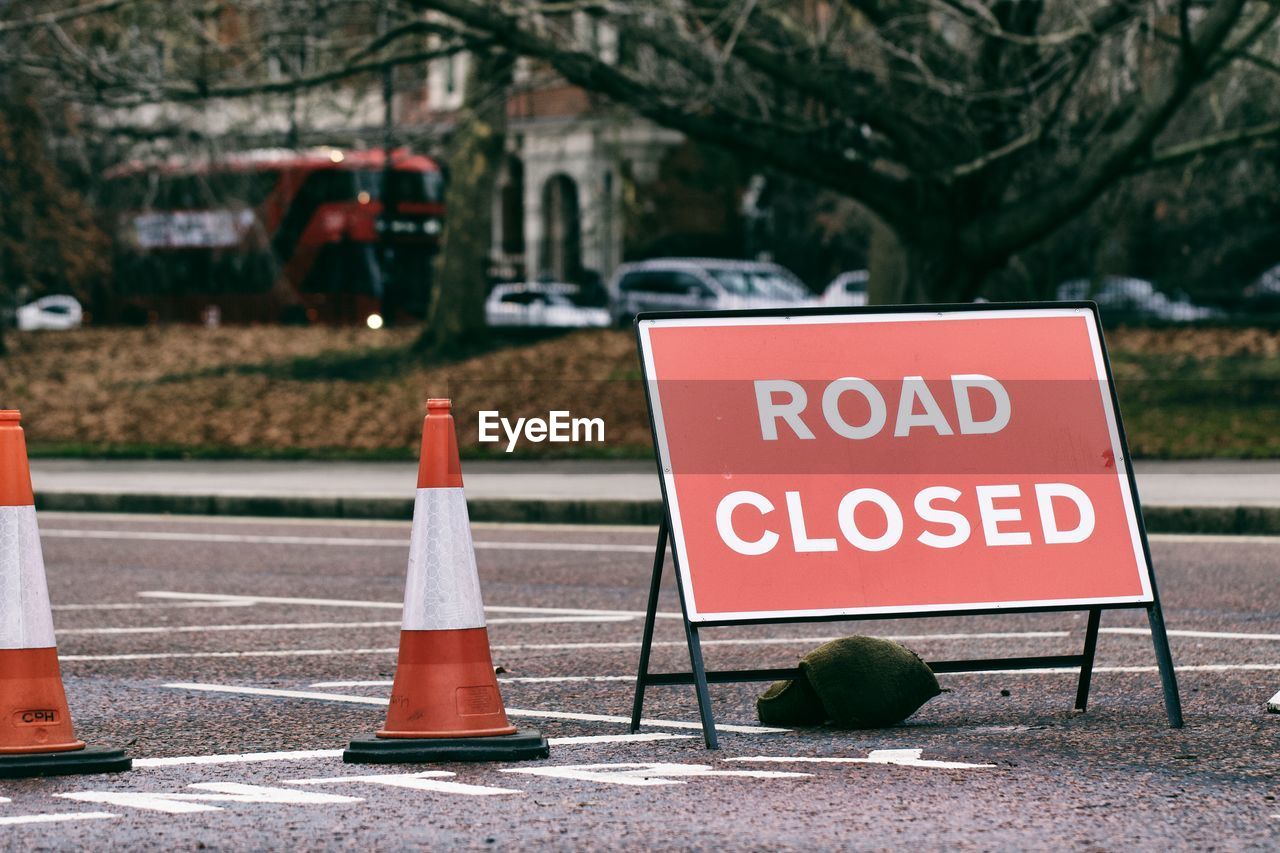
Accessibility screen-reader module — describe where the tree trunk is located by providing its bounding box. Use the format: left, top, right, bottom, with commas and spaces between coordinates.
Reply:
868, 222, 980, 306
413, 50, 513, 356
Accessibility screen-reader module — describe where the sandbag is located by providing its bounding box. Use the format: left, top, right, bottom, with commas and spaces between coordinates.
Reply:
756, 674, 827, 726
799, 635, 941, 728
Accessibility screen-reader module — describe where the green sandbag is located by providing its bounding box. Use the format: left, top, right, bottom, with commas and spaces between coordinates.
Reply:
799, 635, 941, 728
756, 675, 827, 726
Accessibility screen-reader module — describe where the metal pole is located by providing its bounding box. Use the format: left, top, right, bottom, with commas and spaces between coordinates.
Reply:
1074, 608, 1102, 713
630, 519, 668, 732
1147, 601, 1185, 727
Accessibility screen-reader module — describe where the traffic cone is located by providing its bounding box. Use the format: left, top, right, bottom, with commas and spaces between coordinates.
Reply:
0, 410, 130, 778
344, 399, 548, 763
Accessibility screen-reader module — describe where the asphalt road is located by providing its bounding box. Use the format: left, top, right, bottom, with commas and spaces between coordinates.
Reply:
2, 512, 1278, 849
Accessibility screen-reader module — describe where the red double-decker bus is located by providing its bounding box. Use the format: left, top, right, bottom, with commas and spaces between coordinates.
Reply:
101, 147, 444, 326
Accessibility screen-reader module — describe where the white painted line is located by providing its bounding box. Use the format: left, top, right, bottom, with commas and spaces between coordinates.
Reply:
0, 797, 8, 804
59, 621, 401, 636
35, 511, 654, 534
51, 601, 257, 612
63, 648, 397, 663
311, 676, 637, 688
136, 591, 680, 619
1102, 627, 1280, 642
288, 771, 520, 797
56, 615, 633, 637
58, 785, 360, 815
507, 675, 636, 684
730, 749, 995, 770
501, 762, 808, 787
131, 734, 691, 770
0, 812, 118, 827
507, 708, 784, 734
1268, 689, 1280, 713
310, 679, 393, 688
550, 733, 692, 746
1147, 533, 1280, 545
944, 664, 1280, 675
133, 749, 344, 768
162, 682, 786, 735
39, 528, 654, 553
61, 629, 1072, 663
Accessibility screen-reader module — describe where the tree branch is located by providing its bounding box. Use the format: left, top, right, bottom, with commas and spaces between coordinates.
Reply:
1136, 118, 1280, 171
97, 44, 482, 105
407, 0, 914, 223
0, 0, 133, 34
962, 0, 1251, 260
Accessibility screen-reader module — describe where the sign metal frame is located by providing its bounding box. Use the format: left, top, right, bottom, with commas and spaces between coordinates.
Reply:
628, 302, 1183, 749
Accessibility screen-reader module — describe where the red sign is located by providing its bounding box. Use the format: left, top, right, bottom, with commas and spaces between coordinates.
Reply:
638, 307, 1153, 623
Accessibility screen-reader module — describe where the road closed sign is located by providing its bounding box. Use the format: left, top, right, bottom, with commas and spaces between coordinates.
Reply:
637, 305, 1155, 623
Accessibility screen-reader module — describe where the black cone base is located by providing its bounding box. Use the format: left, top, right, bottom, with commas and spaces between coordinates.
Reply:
344, 729, 549, 764
0, 747, 131, 779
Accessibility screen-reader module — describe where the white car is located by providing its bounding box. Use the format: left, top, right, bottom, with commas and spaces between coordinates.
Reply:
1055, 276, 1219, 322
17, 295, 83, 331
608, 258, 815, 323
485, 283, 611, 328
822, 270, 869, 306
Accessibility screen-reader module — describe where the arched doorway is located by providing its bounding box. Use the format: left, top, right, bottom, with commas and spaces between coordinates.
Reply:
540, 174, 581, 281
500, 155, 525, 255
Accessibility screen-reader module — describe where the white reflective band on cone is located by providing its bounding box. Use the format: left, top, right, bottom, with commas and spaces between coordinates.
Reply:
0, 505, 56, 649
401, 488, 486, 631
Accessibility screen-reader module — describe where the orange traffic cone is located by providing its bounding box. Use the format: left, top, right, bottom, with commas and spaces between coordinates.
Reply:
0, 410, 130, 778
344, 399, 548, 763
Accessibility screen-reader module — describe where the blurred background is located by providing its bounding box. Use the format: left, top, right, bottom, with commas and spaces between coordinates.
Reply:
1, 0, 1277, 460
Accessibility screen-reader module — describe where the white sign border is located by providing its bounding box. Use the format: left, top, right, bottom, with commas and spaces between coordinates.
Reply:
637, 306, 1156, 624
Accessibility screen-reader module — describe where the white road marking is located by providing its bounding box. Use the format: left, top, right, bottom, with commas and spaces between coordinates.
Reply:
60, 628, 1071, 662
51, 601, 257, 611
56, 615, 634, 637
0, 798, 8, 804
136, 591, 680, 619
130, 734, 692, 770
1147, 533, 1280, 545
944, 664, 1280, 675
162, 682, 786, 734
0, 812, 118, 827
550, 733, 692, 746
58, 784, 361, 815
39, 527, 654, 553
730, 749, 995, 770
133, 750, 344, 768
1268, 689, 1280, 712
62, 648, 398, 662
1102, 627, 1280, 642
311, 676, 636, 688
501, 762, 809, 787
35, 512, 1280, 541
59, 621, 401, 636
288, 772, 521, 797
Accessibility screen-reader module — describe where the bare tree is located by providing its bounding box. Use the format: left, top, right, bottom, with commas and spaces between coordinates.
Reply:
413, 49, 513, 354
390, 0, 1280, 303
4, 0, 1279, 352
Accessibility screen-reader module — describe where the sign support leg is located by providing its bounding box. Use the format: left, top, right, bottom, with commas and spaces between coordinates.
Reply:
1073, 608, 1102, 713
1147, 599, 1184, 728
684, 624, 718, 750
630, 518, 669, 733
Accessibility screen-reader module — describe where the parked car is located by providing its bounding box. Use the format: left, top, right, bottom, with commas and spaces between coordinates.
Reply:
16, 295, 83, 331
1055, 276, 1219, 322
1243, 264, 1280, 312
608, 258, 814, 324
484, 282, 611, 328
821, 270, 869, 306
